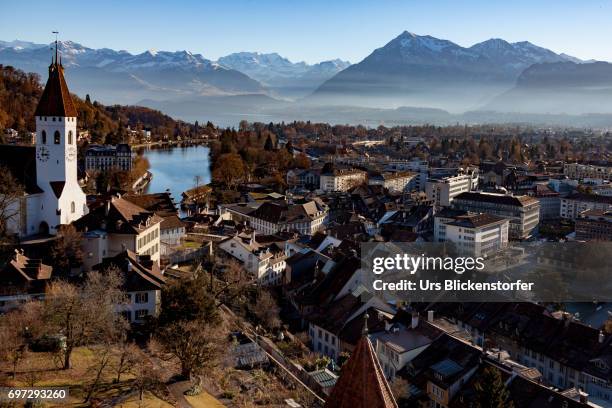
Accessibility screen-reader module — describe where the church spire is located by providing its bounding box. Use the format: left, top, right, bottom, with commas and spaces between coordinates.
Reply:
324, 312, 398, 408
35, 32, 77, 118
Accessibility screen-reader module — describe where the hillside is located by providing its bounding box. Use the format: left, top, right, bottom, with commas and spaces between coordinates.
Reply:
0, 64, 196, 144
486, 61, 612, 114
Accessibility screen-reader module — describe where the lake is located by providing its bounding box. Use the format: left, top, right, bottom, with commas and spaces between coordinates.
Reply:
142, 145, 211, 208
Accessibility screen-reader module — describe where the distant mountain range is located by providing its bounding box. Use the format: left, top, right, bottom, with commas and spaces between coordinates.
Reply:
0, 40, 349, 103
310, 31, 590, 112
218, 52, 350, 98
2, 33, 612, 126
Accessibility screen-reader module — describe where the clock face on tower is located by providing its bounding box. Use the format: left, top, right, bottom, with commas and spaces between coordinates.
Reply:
36, 146, 50, 162
67, 146, 77, 162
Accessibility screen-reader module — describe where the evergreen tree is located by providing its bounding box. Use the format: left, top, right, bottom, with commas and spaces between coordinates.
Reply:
473, 367, 514, 408
264, 134, 274, 151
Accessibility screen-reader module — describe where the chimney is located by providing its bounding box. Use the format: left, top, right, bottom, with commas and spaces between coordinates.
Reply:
411, 311, 419, 329
427, 310, 434, 323
599, 331, 605, 344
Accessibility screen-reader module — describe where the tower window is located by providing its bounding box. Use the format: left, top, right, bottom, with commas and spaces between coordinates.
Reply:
54, 131, 60, 144
68, 131, 73, 145
71, 202, 75, 213
52, 117, 56, 122
42, 130, 47, 144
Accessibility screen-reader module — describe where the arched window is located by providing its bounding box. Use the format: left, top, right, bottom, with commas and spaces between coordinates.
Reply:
68, 131, 73, 145
71, 202, 75, 213
54, 131, 60, 144
41, 130, 47, 144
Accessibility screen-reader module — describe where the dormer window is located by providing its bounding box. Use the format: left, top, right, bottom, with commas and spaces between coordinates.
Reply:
54, 131, 60, 144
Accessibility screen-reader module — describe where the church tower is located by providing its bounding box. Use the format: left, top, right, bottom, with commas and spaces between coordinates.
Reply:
34, 40, 87, 235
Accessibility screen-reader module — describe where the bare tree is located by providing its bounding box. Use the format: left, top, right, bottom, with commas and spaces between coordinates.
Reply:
157, 320, 224, 380
43, 268, 127, 369
84, 344, 114, 402
252, 289, 281, 331
113, 341, 141, 383
0, 301, 43, 378
131, 346, 163, 402
49, 224, 84, 274
0, 166, 23, 239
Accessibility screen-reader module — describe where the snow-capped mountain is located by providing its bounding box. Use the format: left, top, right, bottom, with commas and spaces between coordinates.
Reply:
217, 52, 350, 98
0, 40, 265, 104
311, 31, 581, 112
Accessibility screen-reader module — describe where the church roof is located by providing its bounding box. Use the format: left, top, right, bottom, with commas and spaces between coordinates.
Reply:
324, 333, 398, 408
34, 58, 77, 117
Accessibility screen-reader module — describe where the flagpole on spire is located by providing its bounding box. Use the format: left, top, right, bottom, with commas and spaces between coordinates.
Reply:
52, 31, 59, 64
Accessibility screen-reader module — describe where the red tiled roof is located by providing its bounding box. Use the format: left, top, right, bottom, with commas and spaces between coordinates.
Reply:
325, 335, 398, 408
34, 62, 77, 117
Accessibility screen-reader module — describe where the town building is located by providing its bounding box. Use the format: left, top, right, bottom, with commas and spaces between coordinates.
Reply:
575, 209, 612, 241
434, 209, 509, 256
368, 171, 417, 193
319, 163, 367, 192
560, 193, 612, 220
0, 250, 52, 313
84, 144, 133, 172
75, 195, 163, 270
531, 184, 561, 220
307, 287, 394, 360
384, 159, 429, 191
426, 171, 479, 207
564, 162, 612, 182
286, 168, 321, 190
452, 192, 540, 240
218, 231, 286, 285
222, 199, 328, 236
2, 50, 88, 237
123, 193, 186, 255
93, 250, 165, 323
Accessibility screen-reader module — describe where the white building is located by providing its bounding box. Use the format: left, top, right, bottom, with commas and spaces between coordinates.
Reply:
368, 171, 417, 193
434, 209, 509, 257
384, 159, 429, 191
320, 165, 367, 192
426, 171, 479, 208
223, 200, 328, 236
76, 196, 163, 271
218, 231, 286, 285
560, 193, 612, 220
93, 250, 164, 324
564, 162, 612, 181
3, 51, 88, 237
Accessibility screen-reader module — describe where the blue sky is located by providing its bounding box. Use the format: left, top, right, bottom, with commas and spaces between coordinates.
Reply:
1, 0, 611, 64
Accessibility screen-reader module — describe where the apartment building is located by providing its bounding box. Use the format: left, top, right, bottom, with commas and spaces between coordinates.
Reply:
368, 171, 417, 193
426, 171, 479, 207
564, 162, 612, 181
434, 209, 509, 257
560, 193, 612, 220
452, 192, 540, 240
575, 209, 612, 241
320, 164, 367, 192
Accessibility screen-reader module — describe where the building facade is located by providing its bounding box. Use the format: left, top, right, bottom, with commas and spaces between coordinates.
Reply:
85, 144, 133, 172
452, 192, 540, 240
426, 171, 479, 208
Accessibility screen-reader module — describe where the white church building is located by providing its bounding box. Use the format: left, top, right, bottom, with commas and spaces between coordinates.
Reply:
4, 48, 88, 237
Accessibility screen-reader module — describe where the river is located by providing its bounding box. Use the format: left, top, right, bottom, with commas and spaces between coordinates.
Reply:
141, 145, 211, 210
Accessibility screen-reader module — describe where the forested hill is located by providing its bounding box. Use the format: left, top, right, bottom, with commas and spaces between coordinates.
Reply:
0, 64, 197, 144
